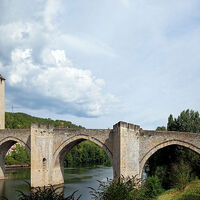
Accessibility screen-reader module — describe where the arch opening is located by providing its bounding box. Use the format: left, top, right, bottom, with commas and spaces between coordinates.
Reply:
141, 143, 200, 189
0, 137, 30, 180
53, 136, 113, 187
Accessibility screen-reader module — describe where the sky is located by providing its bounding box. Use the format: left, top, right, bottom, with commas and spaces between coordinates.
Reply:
0, 0, 200, 129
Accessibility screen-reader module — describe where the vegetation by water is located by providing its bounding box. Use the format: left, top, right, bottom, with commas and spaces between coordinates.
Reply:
90, 176, 163, 200
2, 183, 81, 200
5, 144, 30, 165
5, 141, 111, 167
65, 141, 111, 167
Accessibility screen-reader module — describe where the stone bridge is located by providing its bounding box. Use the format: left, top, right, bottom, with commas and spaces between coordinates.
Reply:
0, 122, 200, 187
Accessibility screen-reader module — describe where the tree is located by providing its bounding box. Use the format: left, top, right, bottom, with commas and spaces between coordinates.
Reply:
167, 109, 200, 133
156, 126, 166, 131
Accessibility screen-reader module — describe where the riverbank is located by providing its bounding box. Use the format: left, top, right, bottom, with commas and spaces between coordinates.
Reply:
157, 180, 200, 200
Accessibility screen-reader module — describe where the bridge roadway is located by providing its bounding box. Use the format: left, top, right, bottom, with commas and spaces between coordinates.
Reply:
0, 121, 200, 187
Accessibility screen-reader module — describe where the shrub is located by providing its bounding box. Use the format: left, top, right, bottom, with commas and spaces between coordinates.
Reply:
89, 176, 141, 200
171, 160, 191, 191
1, 182, 81, 200
141, 176, 163, 199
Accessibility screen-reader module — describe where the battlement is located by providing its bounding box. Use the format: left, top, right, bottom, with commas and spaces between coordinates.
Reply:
113, 121, 141, 131
31, 123, 54, 135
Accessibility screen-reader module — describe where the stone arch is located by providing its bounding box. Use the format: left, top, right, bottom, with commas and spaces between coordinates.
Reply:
0, 136, 30, 179
52, 134, 113, 185
139, 139, 200, 177
53, 134, 113, 167
0, 136, 30, 153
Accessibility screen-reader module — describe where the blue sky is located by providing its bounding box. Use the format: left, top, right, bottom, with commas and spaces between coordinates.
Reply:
0, 0, 200, 129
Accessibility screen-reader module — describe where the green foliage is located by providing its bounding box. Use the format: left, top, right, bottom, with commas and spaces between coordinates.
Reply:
170, 161, 191, 191
141, 176, 163, 199
1, 182, 81, 200
5, 144, 30, 165
64, 141, 111, 167
156, 126, 167, 131
90, 176, 164, 200
174, 181, 200, 200
167, 109, 200, 133
154, 166, 168, 189
89, 176, 141, 200
5, 112, 84, 129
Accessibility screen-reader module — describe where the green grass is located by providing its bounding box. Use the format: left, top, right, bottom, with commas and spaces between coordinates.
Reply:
157, 180, 200, 200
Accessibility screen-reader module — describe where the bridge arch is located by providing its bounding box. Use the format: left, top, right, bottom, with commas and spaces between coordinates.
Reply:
0, 136, 30, 179
52, 134, 113, 185
0, 136, 30, 153
139, 139, 200, 177
53, 134, 113, 167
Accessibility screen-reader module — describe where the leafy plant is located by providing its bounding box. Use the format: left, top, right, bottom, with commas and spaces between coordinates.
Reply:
170, 160, 191, 191
1, 182, 81, 200
141, 176, 163, 199
89, 176, 142, 200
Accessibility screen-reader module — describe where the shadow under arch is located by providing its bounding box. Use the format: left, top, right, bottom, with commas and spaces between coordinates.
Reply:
0, 136, 31, 179
52, 134, 113, 185
139, 139, 200, 178
0, 136, 30, 153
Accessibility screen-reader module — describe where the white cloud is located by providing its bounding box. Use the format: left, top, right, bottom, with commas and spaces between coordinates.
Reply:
43, 0, 62, 31
1, 48, 114, 117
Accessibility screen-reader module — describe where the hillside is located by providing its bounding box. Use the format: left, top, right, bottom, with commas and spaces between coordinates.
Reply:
5, 112, 84, 129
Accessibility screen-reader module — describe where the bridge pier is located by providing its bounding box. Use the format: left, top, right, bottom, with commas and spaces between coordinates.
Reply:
31, 124, 55, 187
0, 154, 5, 179
113, 122, 141, 179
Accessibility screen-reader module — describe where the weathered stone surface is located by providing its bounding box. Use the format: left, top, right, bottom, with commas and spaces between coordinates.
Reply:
0, 75, 5, 129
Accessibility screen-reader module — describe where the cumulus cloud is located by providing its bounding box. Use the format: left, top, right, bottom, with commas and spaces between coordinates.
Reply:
1, 48, 114, 117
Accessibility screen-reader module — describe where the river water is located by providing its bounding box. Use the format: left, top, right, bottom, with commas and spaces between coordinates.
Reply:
0, 166, 113, 200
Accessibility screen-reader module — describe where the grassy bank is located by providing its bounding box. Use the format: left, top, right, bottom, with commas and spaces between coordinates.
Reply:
158, 180, 200, 200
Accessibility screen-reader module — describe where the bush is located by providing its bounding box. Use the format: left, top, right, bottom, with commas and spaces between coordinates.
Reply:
142, 176, 163, 198
1, 183, 81, 200
171, 160, 191, 191
89, 176, 141, 200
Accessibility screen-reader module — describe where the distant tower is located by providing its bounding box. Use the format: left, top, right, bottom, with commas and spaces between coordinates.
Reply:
0, 74, 5, 129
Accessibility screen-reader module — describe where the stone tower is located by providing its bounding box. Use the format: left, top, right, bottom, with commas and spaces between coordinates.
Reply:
0, 74, 5, 129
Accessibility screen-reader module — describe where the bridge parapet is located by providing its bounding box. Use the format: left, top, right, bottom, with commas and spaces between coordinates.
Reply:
0, 129, 30, 135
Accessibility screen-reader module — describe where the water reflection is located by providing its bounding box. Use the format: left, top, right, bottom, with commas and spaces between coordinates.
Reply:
0, 166, 113, 200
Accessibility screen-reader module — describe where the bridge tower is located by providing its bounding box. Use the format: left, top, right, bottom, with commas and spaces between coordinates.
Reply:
0, 74, 5, 129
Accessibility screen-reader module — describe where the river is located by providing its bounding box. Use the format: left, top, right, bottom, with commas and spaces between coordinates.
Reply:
0, 166, 113, 200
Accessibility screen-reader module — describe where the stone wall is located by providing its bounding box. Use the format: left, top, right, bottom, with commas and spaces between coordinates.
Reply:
0, 78, 5, 129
